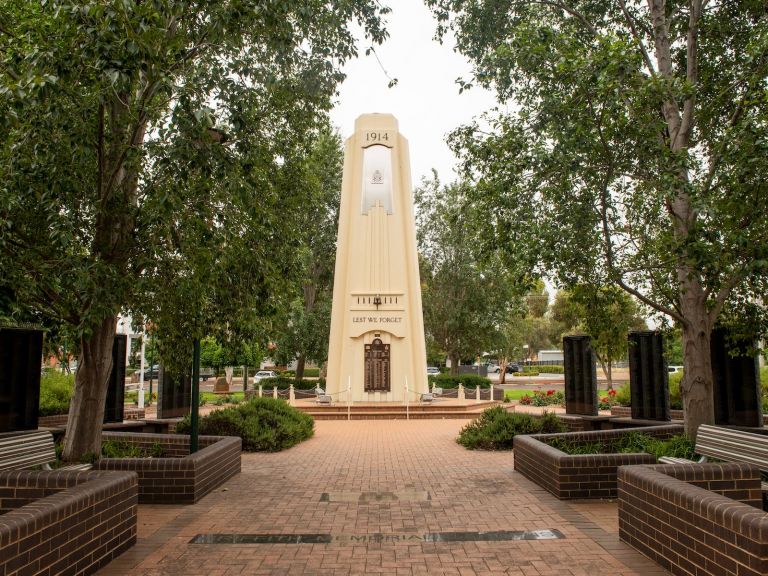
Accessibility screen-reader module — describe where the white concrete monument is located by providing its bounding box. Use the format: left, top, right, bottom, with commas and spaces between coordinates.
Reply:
326, 114, 428, 402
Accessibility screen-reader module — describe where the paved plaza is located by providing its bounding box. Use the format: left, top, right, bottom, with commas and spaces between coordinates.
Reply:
98, 420, 669, 576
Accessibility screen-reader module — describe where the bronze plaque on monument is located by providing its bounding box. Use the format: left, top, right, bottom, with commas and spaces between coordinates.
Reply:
364, 338, 390, 392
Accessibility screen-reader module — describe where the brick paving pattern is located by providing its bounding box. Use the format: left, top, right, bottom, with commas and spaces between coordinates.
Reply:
98, 420, 670, 575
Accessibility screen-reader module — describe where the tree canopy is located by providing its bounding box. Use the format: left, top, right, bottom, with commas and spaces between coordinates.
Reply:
415, 176, 523, 372
428, 0, 768, 436
0, 0, 390, 459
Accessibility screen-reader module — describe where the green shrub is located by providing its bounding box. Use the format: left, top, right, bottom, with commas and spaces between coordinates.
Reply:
457, 408, 566, 450
668, 372, 683, 409
176, 396, 314, 452
615, 383, 631, 407
101, 440, 162, 458
512, 370, 539, 376
428, 374, 491, 389
536, 365, 564, 374
39, 371, 74, 416
258, 376, 321, 390
538, 411, 566, 433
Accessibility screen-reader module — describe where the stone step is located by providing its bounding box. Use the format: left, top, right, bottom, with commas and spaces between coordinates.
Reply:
295, 401, 503, 420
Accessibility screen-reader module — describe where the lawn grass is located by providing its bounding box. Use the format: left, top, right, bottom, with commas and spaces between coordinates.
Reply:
200, 391, 245, 403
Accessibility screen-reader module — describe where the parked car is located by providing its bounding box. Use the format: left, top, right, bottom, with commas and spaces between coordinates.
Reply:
487, 364, 501, 373
426, 367, 440, 376
200, 368, 214, 381
138, 364, 159, 381
505, 363, 521, 374
254, 370, 278, 382
668, 365, 683, 374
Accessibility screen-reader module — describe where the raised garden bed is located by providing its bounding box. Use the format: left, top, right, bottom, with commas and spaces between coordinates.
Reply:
619, 462, 767, 576
94, 432, 241, 504
513, 425, 683, 499
0, 469, 137, 576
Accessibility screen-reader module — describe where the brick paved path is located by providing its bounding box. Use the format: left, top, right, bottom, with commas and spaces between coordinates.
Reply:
98, 420, 668, 575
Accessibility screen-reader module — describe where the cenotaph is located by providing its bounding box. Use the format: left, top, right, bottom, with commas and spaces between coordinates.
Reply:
326, 113, 428, 402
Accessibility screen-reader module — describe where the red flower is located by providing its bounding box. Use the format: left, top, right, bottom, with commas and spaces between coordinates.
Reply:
608, 389, 617, 396
546, 389, 555, 396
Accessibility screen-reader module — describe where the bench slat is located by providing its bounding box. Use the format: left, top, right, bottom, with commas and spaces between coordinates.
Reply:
694, 424, 768, 473
0, 431, 57, 471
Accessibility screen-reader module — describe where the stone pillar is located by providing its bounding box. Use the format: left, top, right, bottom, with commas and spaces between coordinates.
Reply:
628, 331, 670, 421
0, 327, 43, 432
458, 384, 465, 401
103, 335, 127, 424
711, 328, 762, 427
289, 384, 295, 405
563, 335, 598, 416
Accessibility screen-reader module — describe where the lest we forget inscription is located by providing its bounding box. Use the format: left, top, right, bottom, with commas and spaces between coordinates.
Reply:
364, 338, 390, 392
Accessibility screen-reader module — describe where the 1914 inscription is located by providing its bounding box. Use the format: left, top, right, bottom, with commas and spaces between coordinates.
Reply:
364, 338, 390, 392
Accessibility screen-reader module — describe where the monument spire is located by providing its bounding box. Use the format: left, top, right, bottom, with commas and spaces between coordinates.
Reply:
326, 113, 428, 402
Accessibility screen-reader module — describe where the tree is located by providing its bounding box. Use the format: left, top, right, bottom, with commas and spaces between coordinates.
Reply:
554, 287, 647, 387
429, 1, 768, 437
416, 176, 521, 375
272, 128, 343, 380
0, 1, 389, 460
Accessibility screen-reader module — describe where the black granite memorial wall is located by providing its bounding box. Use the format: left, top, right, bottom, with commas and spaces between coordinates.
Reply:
563, 335, 597, 416
628, 331, 671, 421
157, 365, 191, 419
0, 327, 43, 432
103, 335, 127, 423
710, 328, 762, 428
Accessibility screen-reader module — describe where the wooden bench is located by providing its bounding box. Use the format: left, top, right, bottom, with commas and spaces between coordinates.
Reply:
0, 431, 91, 471
659, 424, 768, 492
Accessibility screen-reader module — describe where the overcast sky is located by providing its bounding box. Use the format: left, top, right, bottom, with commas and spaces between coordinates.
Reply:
330, 1, 499, 186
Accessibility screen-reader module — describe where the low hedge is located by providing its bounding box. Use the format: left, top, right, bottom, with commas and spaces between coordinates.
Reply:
176, 396, 314, 452
257, 376, 324, 390
427, 374, 491, 389
457, 407, 565, 450
534, 365, 564, 374
39, 371, 73, 416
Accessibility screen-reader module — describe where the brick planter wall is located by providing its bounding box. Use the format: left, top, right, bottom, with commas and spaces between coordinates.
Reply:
611, 405, 768, 424
618, 463, 767, 576
95, 432, 241, 504
38, 408, 146, 428
513, 425, 683, 499
610, 405, 683, 420
0, 470, 137, 576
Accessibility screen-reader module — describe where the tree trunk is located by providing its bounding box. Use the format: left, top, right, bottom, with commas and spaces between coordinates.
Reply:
295, 355, 306, 381
499, 357, 508, 385
63, 316, 116, 462
679, 283, 715, 439
449, 353, 460, 376
596, 357, 613, 390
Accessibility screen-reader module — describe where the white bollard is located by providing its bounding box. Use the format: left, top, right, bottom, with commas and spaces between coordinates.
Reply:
289, 384, 295, 405
258, 384, 263, 398
272, 386, 278, 399
476, 385, 481, 403
458, 384, 465, 401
